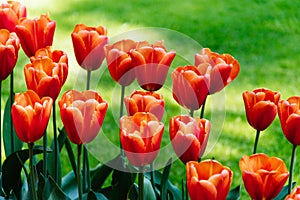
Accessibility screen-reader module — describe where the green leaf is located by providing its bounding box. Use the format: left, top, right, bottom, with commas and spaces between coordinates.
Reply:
226, 185, 240, 200
47, 128, 68, 186
2, 146, 49, 197
274, 182, 296, 200
3, 95, 23, 157
90, 155, 121, 191
144, 176, 156, 200
86, 190, 108, 200
161, 158, 172, 200
128, 184, 138, 200
61, 171, 78, 200
43, 176, 71, 200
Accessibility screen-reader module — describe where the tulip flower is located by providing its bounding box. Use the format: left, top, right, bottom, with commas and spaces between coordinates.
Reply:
172, 65, 209, 111
131, 41, 176, 91
71, 24, 108, 71
105, 39, 150, 86
15, 14, 56, 57
0, 29, 20, 81
24, 47, 68, 100
186, 160, 233, 200
243, 88, 280, 131
169, 115, 210, 163
278, 96, 300, 146
194, 48, 240, 94
120, 112, 164, 167
0, 1, 26, 32
239, 153, 289, 200
59, 90, 108, 145
11, 90, 53, 143
124, 90, 164, 121
286, 186, 300, 200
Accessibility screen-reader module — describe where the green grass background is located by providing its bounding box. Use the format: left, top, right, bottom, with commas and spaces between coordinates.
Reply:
2, 0, 300, 198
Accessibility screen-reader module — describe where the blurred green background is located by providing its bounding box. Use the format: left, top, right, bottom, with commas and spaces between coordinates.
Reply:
2, 0, 300, 198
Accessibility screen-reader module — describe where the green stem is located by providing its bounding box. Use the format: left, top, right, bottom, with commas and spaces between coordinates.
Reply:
288, 145, 297, 194
253, 130, 260, 154
120, 85, 126, 167
43, 132, 47, 176
86, 70, 91, 90
138, 168, 144, 200
10, 72, 14, 153
77, 144, 83, 200
189, 110, 194, 118
200, 96, 207, 118
181, 178, 184, 200
53, 102, 58, 182
29, 143, 37, 200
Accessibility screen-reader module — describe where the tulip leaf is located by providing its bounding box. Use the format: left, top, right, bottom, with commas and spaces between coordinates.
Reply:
90, 155, 121, 191
61, 171, 78, 200
161, 158, 172, 200
274, 182, 296, 200
3, 95, 23, 157
226, 185, 240, 200
85, 190, 108, 200
2, 146, 50, 198
43, 175, 71, 200
144, 176, 156, 200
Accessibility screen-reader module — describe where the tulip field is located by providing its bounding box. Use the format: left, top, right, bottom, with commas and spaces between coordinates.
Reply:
1, 0, 300, 199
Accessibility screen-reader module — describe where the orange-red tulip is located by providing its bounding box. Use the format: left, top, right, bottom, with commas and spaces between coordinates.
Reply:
0, 29, 20, 81
239, 153, 289, 200
286, 186, 300, 200
0, 1, 26, 32
71, 24, 108, 71
24, 47, 68, 100
59, 90, 108, 145
195, 48, 240, 94
170, 115, 210, 164
172, 65, 209, 111
120, 112, 164, 167
124, 90, 164, 121
243, 88, 280, 131
105, 39, 149, 86
15, 14, 56, 57
186, 160, 233, 200
278, 96, 300, 146
131, 41, 176, 91
11, 90, 53, 143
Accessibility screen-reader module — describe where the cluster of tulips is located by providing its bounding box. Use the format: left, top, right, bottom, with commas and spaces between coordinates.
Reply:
1, 1, 300, 200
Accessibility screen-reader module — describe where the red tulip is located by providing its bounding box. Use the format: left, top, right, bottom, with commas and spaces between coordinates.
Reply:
172, 65, 209, 111
124, 90, 164, 121
186, 160, 233, 200
105, 39, 150, 86
11, 90, 53, 143
278, 96, 300, 146
286, 186, 300, 200
239, 153, 289, 200
15, 14, 56, 57
243, 88, 280, 131
0, 29, 20, 81
0, 1, 26, 32
131, 41, 176, 91
170, 115, 210, 164
24, 47, 68, 100
195, 48, 240, 94
59, 90, 108, 145
120, 112, 164, 167
71, 24, 108, 71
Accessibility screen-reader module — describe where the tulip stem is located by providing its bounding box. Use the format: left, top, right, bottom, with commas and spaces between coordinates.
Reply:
29, 143, 37, 200
10, 71, 14, 153
77, 144, 83, 200
288, 145, 297, 194
120, 85, 126, 167
200, 97, 207, 118
53, 102, 59, 183
138, 168, 144, 200
253, 130, 260, 154
189, 109, 194, 118
43, 132, 47, 176
86, 70, 91, 90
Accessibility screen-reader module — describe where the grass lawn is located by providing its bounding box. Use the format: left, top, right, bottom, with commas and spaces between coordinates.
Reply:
3, 0, 300, 198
